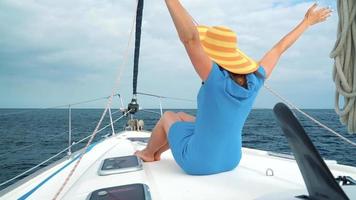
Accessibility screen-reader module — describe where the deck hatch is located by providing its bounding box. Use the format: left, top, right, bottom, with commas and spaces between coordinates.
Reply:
98, 155, 142, 176
88, 183, 151, 200
127, 137, 149, 143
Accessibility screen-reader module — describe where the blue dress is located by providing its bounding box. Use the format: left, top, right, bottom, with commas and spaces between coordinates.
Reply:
168, 62, 266, 175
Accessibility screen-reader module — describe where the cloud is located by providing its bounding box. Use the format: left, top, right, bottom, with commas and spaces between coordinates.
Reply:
0, 0, 339, 108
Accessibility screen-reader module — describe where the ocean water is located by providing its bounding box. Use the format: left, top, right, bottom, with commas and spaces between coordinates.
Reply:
0, 108, 355, 190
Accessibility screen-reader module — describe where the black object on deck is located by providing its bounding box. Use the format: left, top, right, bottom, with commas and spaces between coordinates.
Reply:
88, 183, 151, 200
273, 102, 349, 200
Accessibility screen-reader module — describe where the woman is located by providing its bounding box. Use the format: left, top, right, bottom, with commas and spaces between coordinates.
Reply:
135, 1, 332, 175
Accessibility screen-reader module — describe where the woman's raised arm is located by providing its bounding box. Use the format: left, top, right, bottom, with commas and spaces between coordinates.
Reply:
259, 3, 332, 78
165, 0, 212, 81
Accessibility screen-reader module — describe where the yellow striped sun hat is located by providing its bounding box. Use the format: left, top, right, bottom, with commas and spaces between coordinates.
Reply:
197, 25, 258, 74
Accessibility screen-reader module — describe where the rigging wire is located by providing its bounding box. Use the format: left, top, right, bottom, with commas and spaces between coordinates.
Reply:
0, 93, 120, 117
52, 0, 139, 198
139, 109, 162, 116
187, 5, 356, 144
137, 92, 195, 102
264, 84, 356, 147
0, 109, 123, 158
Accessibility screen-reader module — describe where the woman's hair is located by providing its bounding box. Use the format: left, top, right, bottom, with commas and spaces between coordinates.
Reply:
229, 70, 263, 89
218, 64, 262, 89
229, 73, 247, 88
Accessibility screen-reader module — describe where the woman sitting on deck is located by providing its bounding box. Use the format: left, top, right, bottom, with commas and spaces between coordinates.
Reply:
135, 1, 332, 175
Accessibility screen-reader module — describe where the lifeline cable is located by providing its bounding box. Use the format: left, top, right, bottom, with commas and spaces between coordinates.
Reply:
0, 109, 122, 159
0, 111, 128, 188
0, 93, 119, 117
330, 0, 356, 134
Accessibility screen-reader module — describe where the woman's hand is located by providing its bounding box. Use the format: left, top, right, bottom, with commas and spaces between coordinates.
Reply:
304, 3, 332, 26
259, 3, 332, 78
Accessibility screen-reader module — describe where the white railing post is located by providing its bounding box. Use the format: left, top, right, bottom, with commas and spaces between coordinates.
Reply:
158, 97, 163, 117
118, 94, 125, 111
68, 104, 72, 156
108, 106, 115, 136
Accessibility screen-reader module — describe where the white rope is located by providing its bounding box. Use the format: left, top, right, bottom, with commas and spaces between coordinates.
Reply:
264, 84, 356, 147
330, 0, 356, 134
69, 110, 131, 149
52, 107, 130, 199
52, 1, 138, 198
0, 112, 129, 188
97, 110, 131, 134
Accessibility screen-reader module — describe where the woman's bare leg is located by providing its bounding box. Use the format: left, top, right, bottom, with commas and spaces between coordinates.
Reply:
135, 111, 182, 162
153, 142, 169, 161
153, 112, 195, 161
177, 112, 196, 122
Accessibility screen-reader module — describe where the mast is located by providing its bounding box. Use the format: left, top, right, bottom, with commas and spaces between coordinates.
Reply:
128, 0, 144, 114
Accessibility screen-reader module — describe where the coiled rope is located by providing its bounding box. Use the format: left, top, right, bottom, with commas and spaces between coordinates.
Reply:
330, 0, 356, 134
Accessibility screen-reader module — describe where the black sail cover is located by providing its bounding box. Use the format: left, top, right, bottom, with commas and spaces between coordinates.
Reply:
133, 0, 144, 96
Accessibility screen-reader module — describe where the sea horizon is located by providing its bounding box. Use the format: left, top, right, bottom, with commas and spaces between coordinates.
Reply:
0, 107, 338, 110
1, 108, 355, 190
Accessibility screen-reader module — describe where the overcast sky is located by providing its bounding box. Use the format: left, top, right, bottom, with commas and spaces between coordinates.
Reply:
0, 0, 338, 109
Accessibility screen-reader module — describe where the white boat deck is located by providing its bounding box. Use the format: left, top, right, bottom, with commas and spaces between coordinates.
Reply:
1, 131, 356, 200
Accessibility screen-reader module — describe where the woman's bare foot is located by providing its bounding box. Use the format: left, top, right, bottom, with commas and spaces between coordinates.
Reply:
135, 150, 155, 162
154, 153, 161, 161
